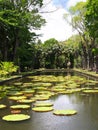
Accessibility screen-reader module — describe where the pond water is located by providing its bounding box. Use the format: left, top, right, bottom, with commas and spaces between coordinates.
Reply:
0, 71, 98, 130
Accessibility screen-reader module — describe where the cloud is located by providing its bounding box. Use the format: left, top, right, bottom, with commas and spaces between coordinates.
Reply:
36, 0, 85, 42
67, 0, 86, 8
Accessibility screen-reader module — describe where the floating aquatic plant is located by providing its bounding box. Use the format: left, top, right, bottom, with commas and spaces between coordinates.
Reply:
8, 96, 27, 101
32, 106, 53, 112
34, 102, 53, 107
53, 109, 77, 116
0, 104, 6, 109
82, 89, 98, 93
18, 99, 35, 104
2, 114, 30, 121
10, 104, 30, 109
7, 91, 23, 96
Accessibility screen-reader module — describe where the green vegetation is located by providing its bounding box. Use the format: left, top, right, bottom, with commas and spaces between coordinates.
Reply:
0, 62, 18, 78
34, 102, 53, 107
8, 96, 27, 101
10, 104, 30, 109
0, 0, 98, 75
1, 1, 98, 126
2, 114, 30, 121
32, 106, 53, 112
0, 104, 6, 109
53, 110, 77, 116
82, 89, 98, 93
0, 73, 98, 123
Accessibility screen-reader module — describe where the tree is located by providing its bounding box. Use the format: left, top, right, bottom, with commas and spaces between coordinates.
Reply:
85, 0, 98, 73
65, 35, 82, 68
64, 1, 95, 70
0, 0, 45, 69
43, 38, 59, 68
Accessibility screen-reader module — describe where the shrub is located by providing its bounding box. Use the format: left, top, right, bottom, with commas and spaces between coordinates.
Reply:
0, 62, 18, 78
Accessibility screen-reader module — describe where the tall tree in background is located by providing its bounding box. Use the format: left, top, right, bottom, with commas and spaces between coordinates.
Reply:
85, 0, 98, 73
64, 1, 95, 70
0, 0, 45, 66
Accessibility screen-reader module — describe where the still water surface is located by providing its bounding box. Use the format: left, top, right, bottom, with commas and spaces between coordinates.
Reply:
0, 71, 98, 130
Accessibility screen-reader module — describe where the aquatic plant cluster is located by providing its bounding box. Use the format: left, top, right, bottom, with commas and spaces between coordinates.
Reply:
0, 75, 98, 121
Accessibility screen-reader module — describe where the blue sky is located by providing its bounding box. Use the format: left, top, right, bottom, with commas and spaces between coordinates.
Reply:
52, 0, 69, 9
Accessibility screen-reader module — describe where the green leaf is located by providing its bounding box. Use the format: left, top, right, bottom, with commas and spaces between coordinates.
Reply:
2, 114, 30, 121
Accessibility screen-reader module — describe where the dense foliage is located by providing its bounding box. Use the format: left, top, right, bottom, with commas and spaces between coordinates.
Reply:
0, 62, 18, 78
0, 0, 45, 70
1, 0, 98, 73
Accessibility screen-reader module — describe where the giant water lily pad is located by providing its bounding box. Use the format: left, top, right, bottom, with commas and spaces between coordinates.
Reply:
22, 89, 35, 94
2, 114, 30, 121
34, 102, 53, 107
8, 96, 26, 101
82, 89, 98, 93
7, 91, 23, 96
53, 109, 77, 116
32, 106, 53, 112
10, 104, 30, 109
18, 99, 35, 104
0, 104, 6, 109
14, 82, 23, 86
34, 95, 50, 101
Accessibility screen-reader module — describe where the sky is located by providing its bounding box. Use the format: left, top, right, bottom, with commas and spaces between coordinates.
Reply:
36, 0, 86, 42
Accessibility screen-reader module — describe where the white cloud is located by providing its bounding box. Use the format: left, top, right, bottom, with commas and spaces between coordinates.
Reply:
36, 0, 85, 42
67, 0, 86, 8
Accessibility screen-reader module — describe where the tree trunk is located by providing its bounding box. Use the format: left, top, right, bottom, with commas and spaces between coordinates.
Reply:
81, 45, 88, 69
95, 55, 98, 73
3, 38, 8, 61
13, 29, 19, 63
88, 49, 94, 70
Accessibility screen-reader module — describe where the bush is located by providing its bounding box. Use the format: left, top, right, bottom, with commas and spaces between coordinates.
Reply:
0, 62, 18, 78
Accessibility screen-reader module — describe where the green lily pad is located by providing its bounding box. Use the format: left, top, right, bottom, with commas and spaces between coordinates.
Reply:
8, 96, 27, 101
14, 82, 23, 86
18, 99, 35, 103
7, 91, 23, 96
0, 104, 6, 109
82, 89, 98, 93
34, 102, 53, 107
53, 109, 77, 116
22, 89, 35, 94
2, 114, 30, 121
32, 106, 53, 112
10, 104, 30, 109
34, 95, 50, 101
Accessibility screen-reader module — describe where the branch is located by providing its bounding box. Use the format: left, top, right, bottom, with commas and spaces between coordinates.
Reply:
41, 0, 52, 9
39, 7, 59, 14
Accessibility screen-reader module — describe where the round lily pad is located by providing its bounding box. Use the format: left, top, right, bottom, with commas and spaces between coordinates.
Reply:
18, 99, 35, 104
14, 82, 23, 86
32, 106, 53, 112
8, 96, 27, 101
35, 96, 50, 101
53, 109, 77, 116
0, 104, 6, 109
82, 89, 98, 93
2, 114, 30, 121
10, 104, 30, 109
22, 90, 35, 94
7, 91, 23, 96
34, 102, 53, 107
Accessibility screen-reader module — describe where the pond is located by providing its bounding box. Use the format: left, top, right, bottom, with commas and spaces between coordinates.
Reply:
0, 71, 98, 130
